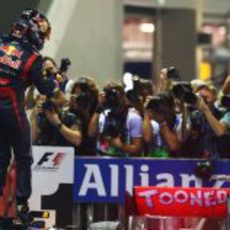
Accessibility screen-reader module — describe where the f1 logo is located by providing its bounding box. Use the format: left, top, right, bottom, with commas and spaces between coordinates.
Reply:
37, 152, 54, 166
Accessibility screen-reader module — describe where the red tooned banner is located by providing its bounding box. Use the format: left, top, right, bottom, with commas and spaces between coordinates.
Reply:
134, 187, 230, 218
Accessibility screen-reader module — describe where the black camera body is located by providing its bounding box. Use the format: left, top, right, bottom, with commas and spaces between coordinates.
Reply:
42, 100, 56, 111
103, 88, 120, 109
126, 76, 150, 104
172, 82, 197, 105
221, 95, 230, 109
75, 92, 88, 108
167, 67, 180, 80
59, 58, 71, 73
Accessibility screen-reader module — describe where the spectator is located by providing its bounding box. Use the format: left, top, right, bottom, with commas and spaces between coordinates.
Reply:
185, 84, 228, 159
88, 82, 143, 157
143, 92, 182, 157
30, 90, 82, 152
69, 77, 99, 155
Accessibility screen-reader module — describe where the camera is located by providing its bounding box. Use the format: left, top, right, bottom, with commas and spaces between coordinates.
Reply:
221, 95, 230, 109
124, 75, 150, 104
103, 88, 120, 109
167, 67, 180, 80
59, 58, 71, 73
125, 76, 141, 103
74, 92, 88, 108
42, 99, 56, 111
172, 82, 198, 105
195, 161, 213, 180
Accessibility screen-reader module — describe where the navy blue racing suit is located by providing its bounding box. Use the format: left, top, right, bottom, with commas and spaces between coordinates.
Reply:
0, 35, 55, 205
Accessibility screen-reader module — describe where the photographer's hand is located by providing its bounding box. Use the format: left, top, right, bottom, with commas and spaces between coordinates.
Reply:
197, 96, 228, 136
196, 96, 210, 114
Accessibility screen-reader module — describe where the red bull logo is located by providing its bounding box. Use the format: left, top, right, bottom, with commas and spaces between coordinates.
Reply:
1, 45, 23, 58
0, 45, 23, 69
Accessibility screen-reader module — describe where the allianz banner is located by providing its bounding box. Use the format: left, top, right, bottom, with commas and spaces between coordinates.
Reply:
74, 158, 230, 204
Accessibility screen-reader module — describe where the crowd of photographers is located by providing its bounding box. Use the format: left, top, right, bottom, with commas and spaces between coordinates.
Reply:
26, 58, 230, 160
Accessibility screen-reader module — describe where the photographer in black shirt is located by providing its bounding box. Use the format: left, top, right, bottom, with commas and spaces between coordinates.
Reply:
30, 91, 82, 152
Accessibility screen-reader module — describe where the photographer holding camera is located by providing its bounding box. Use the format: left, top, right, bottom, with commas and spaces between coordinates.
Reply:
30, 90, 82, 150
88, 82, 143, 157
186, 84, 229, 159
143, 92, 182, 157
69, 77, 99, 155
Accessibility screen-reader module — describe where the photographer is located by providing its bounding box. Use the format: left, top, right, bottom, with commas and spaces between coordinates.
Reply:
30, 90, 82, 150
88, 82, 143, 157
185, 84, 228, 159
125, 75, 153, 117
69, 77, 99, 155
143, 92, 182, 157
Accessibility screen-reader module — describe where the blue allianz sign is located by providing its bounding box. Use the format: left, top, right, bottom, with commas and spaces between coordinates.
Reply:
74, 158, 230, 204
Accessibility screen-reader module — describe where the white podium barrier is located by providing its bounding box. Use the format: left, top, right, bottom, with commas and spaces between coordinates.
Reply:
29, 146, 74, 228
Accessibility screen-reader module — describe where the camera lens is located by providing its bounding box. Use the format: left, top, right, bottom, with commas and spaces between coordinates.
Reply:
183, 92, 198, 105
